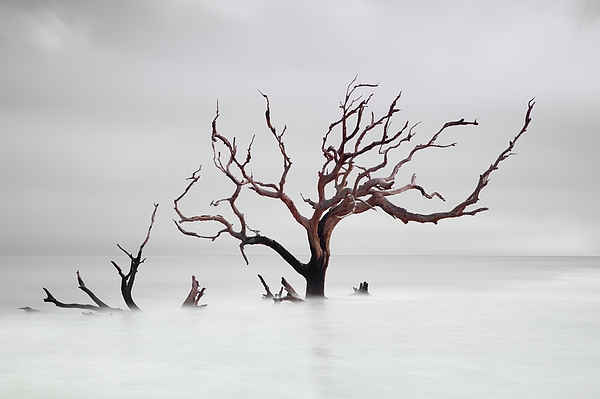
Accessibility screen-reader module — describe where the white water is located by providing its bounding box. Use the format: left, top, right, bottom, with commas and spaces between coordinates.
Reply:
1, 256, 599, 398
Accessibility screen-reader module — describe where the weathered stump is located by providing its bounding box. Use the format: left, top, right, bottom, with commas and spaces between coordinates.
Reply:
181, 275, 207, 308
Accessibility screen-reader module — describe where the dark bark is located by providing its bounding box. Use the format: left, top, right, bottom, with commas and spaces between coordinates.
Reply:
111, 203, 159, 311
43, 287, 102, 311
42, 204, 158, 312
76, 270, 111, 308
111, 260, 141, 311
353, 281, 370, 295
42, 271, 120, 312
258, 274, 274, 299
305, 256, 328, 298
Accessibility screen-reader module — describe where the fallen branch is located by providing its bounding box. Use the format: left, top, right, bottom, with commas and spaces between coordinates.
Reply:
274, 277, 304, 303
258, 274, 274, 299
42, 271, 120, 312
76, 270, 112, 309
43, 287, 103, 311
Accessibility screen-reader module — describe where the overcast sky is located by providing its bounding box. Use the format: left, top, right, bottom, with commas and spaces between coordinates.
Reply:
0, 0, 598, 257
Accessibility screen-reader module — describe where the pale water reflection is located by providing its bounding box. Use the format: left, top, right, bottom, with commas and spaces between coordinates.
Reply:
1, 256, 599, 398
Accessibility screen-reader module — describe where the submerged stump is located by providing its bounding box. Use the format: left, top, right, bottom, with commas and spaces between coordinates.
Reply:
352, 281, 370, 295
181, 275, 207, 308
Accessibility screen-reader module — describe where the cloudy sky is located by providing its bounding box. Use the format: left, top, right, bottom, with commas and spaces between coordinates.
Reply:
0, 0, 598, 257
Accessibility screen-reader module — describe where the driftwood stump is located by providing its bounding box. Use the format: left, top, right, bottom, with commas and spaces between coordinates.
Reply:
181, 275, 207, 308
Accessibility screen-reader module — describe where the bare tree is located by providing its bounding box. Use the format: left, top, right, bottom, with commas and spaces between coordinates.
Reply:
109, 203, 159, 311
43, 204, 159, 312
174, 79, 535, 298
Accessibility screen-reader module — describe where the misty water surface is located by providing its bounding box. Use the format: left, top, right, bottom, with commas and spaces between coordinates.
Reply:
1, 255, 599, 398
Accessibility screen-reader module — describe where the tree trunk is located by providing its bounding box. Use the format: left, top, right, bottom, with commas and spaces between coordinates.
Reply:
304, 255, 329, 298
121, 279, 140, 311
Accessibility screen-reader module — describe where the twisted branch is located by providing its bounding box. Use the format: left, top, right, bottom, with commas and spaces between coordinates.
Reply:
175, 81, 534, 295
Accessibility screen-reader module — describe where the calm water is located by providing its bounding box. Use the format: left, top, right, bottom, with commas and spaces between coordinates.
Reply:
1, 255, 599, 398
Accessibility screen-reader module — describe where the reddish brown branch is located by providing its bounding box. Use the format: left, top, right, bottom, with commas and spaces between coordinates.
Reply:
175, 80, 534, 298
356, 99, 535, 224
175, 99, 309, 272
181, 275, 207, 308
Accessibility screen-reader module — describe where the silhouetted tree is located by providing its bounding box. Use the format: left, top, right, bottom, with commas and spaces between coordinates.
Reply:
174, 79, 534, 298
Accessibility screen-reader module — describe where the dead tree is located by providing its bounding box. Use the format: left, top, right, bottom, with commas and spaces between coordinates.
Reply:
175, 79, 535, 298
42, 204, 159, 312
352, 281, 370, 295
110, 203, 159, 311
181, 275, 207, 308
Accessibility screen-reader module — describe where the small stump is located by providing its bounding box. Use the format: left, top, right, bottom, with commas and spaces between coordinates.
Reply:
352, 281, 370, 295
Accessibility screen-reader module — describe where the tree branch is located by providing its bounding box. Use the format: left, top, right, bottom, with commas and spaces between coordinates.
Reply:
175, 98, 311, 273
76, 270, 112, 309
258, 274, 274, 299
356, 99, 535, 223
42, 271, 120, 312
43, 287, 102, 311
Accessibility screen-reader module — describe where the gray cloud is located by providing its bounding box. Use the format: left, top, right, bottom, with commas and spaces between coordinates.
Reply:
579, 0, 600, 26
0, 0, 598, 256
